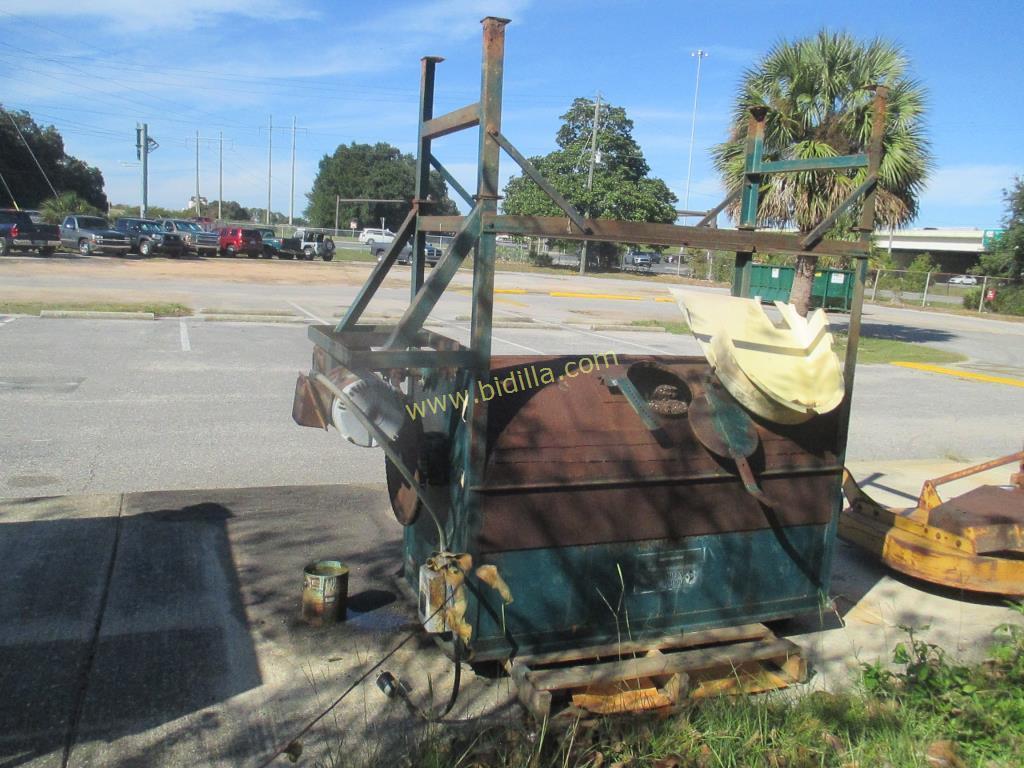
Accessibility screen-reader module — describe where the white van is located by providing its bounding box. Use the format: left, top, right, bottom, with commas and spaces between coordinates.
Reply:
358, 227, 395, 245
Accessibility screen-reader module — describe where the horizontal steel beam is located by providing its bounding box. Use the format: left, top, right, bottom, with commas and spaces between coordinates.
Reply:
421, 103, 480, 140
754, 154, 868, 174
417, 214, 869, 258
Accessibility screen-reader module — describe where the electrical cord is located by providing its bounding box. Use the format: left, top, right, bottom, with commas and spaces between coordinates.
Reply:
255, 587, 460, 767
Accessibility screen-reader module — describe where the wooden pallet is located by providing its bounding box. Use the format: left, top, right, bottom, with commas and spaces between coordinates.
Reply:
504, 623, 807, 720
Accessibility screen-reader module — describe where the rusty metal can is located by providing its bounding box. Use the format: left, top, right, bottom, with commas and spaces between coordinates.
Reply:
301, 560, 349, 626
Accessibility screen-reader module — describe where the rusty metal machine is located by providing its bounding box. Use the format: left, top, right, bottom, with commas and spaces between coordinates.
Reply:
842, 451, 1024, 595
292, 18, 889, 663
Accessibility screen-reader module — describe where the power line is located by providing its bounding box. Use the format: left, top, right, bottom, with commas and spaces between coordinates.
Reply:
6, 110, 58, 199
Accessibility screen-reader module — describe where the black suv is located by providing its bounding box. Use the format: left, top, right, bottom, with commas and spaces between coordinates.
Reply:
114, 217, 186, 257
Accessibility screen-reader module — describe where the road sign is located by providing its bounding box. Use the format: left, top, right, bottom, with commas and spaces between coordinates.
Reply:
983, 229, 1007, 250
986, 288, 997, 302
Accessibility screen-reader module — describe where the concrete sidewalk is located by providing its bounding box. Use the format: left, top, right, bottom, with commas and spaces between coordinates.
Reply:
1, 459, 1021, 767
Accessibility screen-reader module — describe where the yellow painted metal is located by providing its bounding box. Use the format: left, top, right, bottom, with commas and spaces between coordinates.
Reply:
840, 456, 1024, 596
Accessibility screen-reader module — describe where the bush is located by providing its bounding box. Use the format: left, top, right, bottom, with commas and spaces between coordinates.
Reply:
993, 284, 1024, 315
962, 287, 982, 309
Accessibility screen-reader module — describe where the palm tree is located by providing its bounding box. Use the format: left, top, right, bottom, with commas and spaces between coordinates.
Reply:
39, 191, 100, 224
713, 31, 932, 315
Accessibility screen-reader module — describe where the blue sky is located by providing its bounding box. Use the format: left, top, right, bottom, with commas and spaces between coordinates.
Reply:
2, 0, 1021, 228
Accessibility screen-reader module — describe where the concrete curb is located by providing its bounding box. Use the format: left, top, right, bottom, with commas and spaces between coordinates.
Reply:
200, 314, 303, 323
39, 310, 156, 320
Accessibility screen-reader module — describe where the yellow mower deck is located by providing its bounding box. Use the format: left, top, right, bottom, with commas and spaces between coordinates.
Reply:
841, 451, 1024, 596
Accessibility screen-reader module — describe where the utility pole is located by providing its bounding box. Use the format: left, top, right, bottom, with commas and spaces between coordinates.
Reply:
581, 92, 602, 275
334, 194, 340, 234
289, 116, 297, 225
266, 115, 273, 225
194, 129, 201, 216
682, 49, 708, 277
137, 123, 148, 218
218, 131, 223, 221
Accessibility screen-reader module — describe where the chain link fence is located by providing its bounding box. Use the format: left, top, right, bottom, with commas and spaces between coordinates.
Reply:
868, 268, 1011, 312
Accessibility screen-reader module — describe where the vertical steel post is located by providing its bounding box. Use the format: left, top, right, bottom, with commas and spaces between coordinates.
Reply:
979, 276, 989, 312
732, 106, 766, 297
456, 16, 508, 554
836, 86, 888, 467
922, 271, 932, 307
413, 56, 443, 298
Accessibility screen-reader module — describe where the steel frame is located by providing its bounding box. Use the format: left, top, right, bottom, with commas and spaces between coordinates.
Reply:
303, 17, 889, 554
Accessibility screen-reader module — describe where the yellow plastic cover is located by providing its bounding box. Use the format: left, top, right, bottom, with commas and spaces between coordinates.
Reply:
670, 289, 844, 424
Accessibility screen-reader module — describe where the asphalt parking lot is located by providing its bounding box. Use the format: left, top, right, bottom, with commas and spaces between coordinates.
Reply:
1, 255, 1023, 766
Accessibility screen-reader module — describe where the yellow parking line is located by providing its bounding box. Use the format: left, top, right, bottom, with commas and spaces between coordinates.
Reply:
891, 362, 1024, 388
495, 288, 528, 294
549, 291, 645, 301
654, 297, 675, 303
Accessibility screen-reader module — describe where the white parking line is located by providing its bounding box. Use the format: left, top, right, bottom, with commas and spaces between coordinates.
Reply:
440, 320, 545, 354
179, 318, 191, 352
499, 311, 669, 354
287, 301, 331, 325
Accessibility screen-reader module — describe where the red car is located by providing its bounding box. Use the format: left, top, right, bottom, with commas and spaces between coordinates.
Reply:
218, 227, 262, 257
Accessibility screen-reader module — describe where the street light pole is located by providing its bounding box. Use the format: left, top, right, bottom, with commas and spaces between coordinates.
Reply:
680, 49, 708, 277
581, 92, 602, 275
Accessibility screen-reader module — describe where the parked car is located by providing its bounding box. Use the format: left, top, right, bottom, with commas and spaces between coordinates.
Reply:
374, 241, 442, 266
152, 218, 219, 257
623, 250, 655, 271
218, 227, 263, 258
114, 217, 185, 257
280, 230, 336, 261
256, 228, 289, 259
0, 208, 61, 256
358, 227, 395, 246
948, 275, 978, 285
59, 215, 131, 256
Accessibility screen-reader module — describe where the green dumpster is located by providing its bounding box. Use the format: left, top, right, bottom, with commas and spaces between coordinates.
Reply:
812, 268, 854, 311
747, 264, 853, 311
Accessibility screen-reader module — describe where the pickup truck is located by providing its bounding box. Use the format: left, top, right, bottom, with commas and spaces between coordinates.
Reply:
60, 215, 131, 256
151, 218, 219, 257
280, 230, 336, 261
114, 217, 186, 257
373, 241, 442, 266
0, 209, 61, 256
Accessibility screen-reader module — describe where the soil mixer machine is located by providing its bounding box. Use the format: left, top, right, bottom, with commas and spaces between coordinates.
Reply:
291, 18, 890, 680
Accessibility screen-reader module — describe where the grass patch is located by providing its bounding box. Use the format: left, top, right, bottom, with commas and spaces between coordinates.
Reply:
322, 607, 1024, 767
0, 300, 193, 317
834, 333, 966, 365
630, 319, 691, 335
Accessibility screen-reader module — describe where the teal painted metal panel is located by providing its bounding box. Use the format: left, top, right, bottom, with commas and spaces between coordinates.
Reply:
749, 264, 794, 302
404, 524, 832, 661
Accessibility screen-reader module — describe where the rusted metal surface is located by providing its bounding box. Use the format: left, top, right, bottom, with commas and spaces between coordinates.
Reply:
463, 355, 842, 553
291, 372, 330, 429
417, 214, 871, 259
421, 102, 480, 140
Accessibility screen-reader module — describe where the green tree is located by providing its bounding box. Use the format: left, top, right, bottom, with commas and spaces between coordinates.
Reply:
0, 106, 108, 210
305, 142, 457, 232
713, 31, 931, 314
977, 178, 1024, 283
502, 98, 677, 270
39, 192, 101, 224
